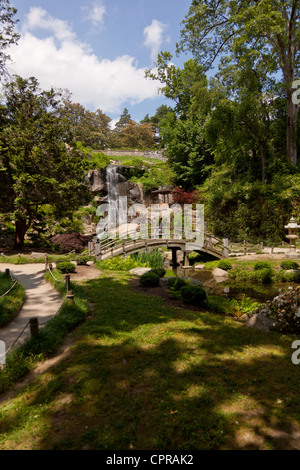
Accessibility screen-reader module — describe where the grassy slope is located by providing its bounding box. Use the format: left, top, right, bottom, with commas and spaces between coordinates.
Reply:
0, 270, 300, 450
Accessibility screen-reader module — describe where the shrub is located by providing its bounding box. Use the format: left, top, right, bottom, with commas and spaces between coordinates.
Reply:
50, 232, 89, 254
139, 271, 160, 287
76, 255, 89, 266
167, 277, 187, 291
95, 256, 147, 272
180, 285, 207, 306
251, 267, 273, 284
217, 260, 232, 271
150, 268, 166, 278
56, 261, 76, 274
254, 261, 272, 271
280, 260, 299, 270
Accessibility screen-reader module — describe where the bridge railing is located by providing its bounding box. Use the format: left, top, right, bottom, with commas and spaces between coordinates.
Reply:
88, 230, 228, 259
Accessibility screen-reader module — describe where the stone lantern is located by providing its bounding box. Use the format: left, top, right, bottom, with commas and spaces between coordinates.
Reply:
285, 217, 300, 258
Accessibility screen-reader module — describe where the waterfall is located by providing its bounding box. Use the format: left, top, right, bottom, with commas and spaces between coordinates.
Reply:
96, 165, 127, 238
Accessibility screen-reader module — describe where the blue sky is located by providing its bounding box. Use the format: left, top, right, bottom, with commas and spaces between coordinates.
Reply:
8, 0, 192, 125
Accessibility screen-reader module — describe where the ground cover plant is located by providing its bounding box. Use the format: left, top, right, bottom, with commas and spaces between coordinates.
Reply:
1, 267, 300, 450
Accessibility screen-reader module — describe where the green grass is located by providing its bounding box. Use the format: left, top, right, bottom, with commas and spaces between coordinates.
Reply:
0, 254, 95, 265
0, 272, 25, 327
0, 269, 300, 450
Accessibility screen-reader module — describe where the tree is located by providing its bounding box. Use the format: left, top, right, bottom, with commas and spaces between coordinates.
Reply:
146, 54, 215, 185
115, 108, 132, 131
0, 76, 91, 249
0, 0, 19, 79
176, 0, 300, 166
60, 94, 111, 149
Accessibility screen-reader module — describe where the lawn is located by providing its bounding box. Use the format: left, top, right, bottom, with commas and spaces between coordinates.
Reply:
0, 272, 25, 327
0, 270, 300, 450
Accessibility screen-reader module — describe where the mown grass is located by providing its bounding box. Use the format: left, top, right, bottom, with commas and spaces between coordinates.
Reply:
0, 254, 94, 265
0, 272, 25, 327
0, 270, 89, 394
0, 269, 300, 450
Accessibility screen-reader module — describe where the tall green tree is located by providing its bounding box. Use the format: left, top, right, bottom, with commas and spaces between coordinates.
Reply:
177, 0, 300, 166
0, 76, 91, 249
60, 95, 111, 149
146, 54, 215, 185
0, 0, 19, 78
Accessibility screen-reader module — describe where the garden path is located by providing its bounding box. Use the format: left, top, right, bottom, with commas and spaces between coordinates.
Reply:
0, 263, 62, 351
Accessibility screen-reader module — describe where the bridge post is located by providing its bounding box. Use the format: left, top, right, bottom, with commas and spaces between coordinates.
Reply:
223, 238, 229, 258
171, 248, 179, 268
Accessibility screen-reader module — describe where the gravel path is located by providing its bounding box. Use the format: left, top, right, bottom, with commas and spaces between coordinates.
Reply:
0, 263, 63, 351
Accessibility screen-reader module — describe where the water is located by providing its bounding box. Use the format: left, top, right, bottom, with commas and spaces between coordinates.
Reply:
176, 267, 299, 303
97, 165, 127, 238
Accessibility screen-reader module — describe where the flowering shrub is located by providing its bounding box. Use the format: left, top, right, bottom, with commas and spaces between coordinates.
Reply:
250, 287, 300, 334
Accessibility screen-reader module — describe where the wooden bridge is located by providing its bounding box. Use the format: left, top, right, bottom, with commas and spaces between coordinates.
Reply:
88, 232, 229, 266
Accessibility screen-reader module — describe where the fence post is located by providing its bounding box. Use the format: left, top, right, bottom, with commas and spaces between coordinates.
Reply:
65, 274, 70, 291
67, 290, 74, 305
45, 254, 48, 271
5, 268, 10, 277
30, 318, 39, 339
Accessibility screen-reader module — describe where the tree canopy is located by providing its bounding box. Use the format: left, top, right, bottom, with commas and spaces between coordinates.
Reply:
0, 76, 91, 249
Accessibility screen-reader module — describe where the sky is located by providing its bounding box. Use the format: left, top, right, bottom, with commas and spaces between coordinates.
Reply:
7, 0, 193, 126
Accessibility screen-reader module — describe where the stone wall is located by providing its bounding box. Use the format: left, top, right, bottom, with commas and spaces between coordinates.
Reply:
103, 149, 166, 161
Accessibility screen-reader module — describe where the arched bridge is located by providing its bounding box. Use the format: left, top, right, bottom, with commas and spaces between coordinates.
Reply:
88, 232, 229, 266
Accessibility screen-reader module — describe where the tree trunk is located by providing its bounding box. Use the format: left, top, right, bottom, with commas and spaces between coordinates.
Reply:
286, 91, 298, 166
14, 219, 28, 251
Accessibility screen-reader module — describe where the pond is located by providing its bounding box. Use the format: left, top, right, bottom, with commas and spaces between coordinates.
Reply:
175, 267, 300, 303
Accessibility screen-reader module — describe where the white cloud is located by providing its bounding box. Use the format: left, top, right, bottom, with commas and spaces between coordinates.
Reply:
82, 1, 106, 28
23, 7, 75, 42
7, 8, 160, 115
143, 19, 168, 61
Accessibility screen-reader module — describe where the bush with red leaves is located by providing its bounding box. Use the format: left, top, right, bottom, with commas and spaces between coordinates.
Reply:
170, 187, 202, 205
50, 232, 89, 253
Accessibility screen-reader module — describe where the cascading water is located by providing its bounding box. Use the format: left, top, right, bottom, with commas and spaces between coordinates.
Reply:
96, 165, 127, 239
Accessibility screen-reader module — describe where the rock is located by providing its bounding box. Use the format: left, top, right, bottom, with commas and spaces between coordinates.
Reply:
212, 268, 229, 278
129, 267, 152, 276
31, 252, 48, 259
194, 264, 205, 270
245, 313, 274, 332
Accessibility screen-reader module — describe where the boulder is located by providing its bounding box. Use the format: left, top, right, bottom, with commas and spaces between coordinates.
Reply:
212, 268, 229, 279
129, 267, 152, 276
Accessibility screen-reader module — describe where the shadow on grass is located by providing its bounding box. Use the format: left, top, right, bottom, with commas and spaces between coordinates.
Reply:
1, 275, 300, 450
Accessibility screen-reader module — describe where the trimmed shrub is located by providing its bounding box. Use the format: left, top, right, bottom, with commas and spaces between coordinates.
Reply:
281, 260, 299, 270
151, 268, 166, 278
167, 277, 187, 291
56, 261, 76, 274
139, 271, 160, 287
76, 255, 89, 266
254, 261, 272, 271
180, 285, 207, 306
217, 260, 232, 271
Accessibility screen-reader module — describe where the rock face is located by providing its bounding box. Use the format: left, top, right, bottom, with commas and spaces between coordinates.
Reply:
87, 166, 143, 206
87, 169, 106, 195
